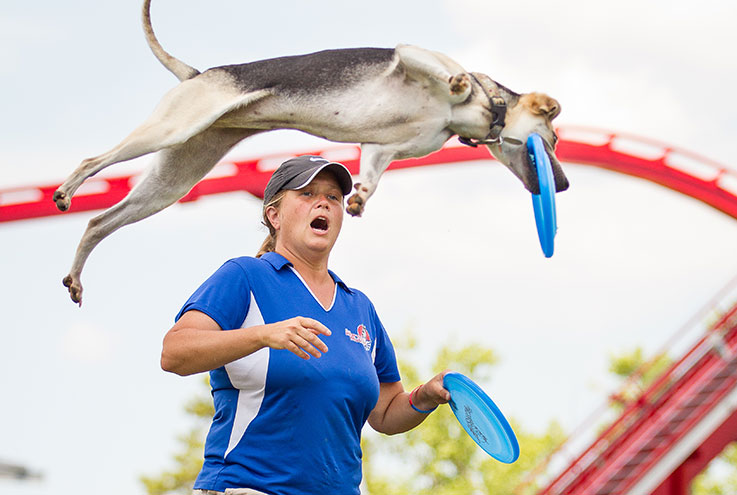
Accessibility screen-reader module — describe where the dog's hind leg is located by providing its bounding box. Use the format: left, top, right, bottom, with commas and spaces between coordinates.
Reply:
54, 75, 270, 212
62, 127, 258, 305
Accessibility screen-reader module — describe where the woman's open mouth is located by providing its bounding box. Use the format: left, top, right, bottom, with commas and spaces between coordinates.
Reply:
310, 216, 329, 233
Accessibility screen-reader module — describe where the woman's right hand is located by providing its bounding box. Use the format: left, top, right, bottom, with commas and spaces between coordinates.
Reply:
258, 316, 331, 360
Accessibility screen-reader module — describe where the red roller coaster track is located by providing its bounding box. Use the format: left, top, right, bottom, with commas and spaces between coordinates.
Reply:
1, 125, 736, 223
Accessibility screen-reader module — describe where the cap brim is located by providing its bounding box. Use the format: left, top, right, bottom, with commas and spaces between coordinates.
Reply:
283, 162, 353, 196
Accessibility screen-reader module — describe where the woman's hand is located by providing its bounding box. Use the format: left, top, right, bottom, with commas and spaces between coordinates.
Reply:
411, 370, 452, 412
162, 311, 332, 376
368, 370, 453, 435
258, 316, 332, 360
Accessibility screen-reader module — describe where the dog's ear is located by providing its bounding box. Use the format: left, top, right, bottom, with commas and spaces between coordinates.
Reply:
527, 93, 561, 120
470, 73, 521, 108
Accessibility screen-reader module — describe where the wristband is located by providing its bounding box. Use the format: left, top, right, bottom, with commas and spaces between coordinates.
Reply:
409, 385, 437, 414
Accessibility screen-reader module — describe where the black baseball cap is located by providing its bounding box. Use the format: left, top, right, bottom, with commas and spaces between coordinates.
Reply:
263, 155, 353, 205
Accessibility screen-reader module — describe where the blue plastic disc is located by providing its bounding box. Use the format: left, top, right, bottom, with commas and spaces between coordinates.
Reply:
443, 372, 519, 463
527, 133, 557, 257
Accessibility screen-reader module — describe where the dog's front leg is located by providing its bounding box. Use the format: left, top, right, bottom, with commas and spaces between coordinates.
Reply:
347, 144, 398, 217
395, 44, 472, 103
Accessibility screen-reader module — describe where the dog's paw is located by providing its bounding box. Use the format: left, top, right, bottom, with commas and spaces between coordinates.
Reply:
449, 73, 471, 96
53, 190, 71, 212
346, 194, 364, 217
63, 274, 83, 306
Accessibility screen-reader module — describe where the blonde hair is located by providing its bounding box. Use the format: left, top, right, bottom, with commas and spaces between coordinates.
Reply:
256, 190, 287, 258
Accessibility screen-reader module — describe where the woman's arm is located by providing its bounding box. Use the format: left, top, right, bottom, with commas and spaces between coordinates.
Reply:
161, 310, 332, 376
367, 371, 451, 435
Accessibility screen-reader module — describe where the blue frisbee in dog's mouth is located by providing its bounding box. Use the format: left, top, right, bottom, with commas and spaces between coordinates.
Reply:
527, 133, 557, 257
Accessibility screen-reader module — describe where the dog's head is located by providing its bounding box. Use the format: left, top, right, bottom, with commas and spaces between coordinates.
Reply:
472, 74, 569, 195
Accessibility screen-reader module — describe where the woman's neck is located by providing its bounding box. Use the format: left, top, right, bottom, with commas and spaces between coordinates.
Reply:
275, 245, 331, 283
275, 245, 336, 309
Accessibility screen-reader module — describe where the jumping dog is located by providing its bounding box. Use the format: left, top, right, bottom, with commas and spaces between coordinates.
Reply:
54, 0, 569, 304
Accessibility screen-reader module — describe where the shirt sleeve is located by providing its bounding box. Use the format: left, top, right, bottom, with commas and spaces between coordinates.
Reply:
369, 302, 401, 383
175, 260, 251, 330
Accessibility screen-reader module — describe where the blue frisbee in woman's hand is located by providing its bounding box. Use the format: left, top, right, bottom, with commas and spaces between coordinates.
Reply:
443, 372, 519, 463
527, 133, 557, 257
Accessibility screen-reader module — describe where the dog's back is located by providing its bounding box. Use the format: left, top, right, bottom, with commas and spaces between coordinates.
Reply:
213, 48, 396, 95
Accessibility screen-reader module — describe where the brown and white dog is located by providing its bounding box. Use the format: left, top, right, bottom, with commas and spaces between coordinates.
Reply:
54, 0, 569, 304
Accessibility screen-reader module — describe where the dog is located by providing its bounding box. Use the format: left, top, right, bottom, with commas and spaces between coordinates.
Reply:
53, 0, 569, 304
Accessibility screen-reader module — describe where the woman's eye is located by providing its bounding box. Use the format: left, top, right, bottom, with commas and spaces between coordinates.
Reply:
328, 195, 339, 201
301, 191, 313, 197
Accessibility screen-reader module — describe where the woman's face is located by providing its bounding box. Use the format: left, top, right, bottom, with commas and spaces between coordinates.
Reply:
267, 171, 345, 259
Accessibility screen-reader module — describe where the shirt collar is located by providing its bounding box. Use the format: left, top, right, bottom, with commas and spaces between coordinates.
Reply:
261, 251, 354, 294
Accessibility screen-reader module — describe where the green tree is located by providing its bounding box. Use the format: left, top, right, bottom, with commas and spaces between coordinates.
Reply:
692, 443, 737, 494
607, 347, 671, 411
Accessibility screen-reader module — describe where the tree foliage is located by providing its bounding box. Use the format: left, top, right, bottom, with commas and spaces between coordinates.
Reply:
692, 443, 737, 495
606, 347, 672, 411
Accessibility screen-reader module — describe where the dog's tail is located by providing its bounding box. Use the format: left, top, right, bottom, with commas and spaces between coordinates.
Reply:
142, 0, 200, 81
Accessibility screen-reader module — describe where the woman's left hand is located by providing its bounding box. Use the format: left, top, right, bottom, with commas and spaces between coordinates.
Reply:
412, 370, 452, 412
369, 370, 454, 434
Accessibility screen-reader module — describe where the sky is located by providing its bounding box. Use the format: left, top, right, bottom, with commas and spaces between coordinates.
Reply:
1, 0, 737, 494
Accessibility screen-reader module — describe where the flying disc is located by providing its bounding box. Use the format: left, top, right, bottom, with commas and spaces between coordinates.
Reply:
443, 372, 519, 463
527, 133, 557, 257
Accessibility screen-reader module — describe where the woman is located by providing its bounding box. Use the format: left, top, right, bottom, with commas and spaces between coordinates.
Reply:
161, 155, 450, 495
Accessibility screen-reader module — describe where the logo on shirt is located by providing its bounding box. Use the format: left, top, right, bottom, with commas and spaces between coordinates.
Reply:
345, 324, 372, 352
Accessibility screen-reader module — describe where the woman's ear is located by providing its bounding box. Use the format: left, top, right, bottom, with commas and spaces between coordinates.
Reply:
265, 205, 280, 231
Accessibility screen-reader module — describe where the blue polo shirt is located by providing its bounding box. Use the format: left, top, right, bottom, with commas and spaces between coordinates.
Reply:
175, 252, 401, 495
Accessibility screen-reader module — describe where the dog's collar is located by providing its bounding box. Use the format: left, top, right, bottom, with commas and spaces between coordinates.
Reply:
458, 74, 507, 148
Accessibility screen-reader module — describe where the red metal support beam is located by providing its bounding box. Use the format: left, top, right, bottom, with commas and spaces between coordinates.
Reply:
651, 409, 737, 495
